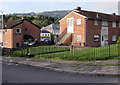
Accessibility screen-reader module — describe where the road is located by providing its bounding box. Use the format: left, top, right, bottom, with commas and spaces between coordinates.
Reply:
2, 62, 119, 83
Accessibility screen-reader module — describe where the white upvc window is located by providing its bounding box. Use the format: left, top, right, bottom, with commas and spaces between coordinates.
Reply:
102, 21, 108, 26
94, 20, 98, 25
94, 35, 99, 41
41, 33, 44, 36
112, 35, 117, 41
119, 22, 120, 28
4, 42, 7, 47
16, 28, 21, 33
45, 34, 47, 36
0, 42, 3, 46
112, 22, 116, 28
76, 19, 82, 25
76, 35, 81, 41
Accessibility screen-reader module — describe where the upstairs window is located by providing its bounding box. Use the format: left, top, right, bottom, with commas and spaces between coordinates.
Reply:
102, 21, 108, 27
94, 20, 98, 25
112, 22, 116, 28
76, 19, 82, 25
119, 22, 120, 28
16, 28, 21, 34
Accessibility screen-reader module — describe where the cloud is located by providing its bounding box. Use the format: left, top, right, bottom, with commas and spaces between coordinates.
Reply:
0, 1, 119, 14
82, 2, 118, 14
0, 0, 119, 2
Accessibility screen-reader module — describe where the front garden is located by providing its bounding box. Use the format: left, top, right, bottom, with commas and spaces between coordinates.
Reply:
3, 44, 120, 61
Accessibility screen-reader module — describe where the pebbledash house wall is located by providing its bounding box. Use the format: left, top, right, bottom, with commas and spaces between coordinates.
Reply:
60, 10, 120, 47
3, 20, 40, 49
60, 11, 86, 46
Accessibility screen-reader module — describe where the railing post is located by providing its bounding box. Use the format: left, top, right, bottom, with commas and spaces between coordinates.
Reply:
118, 44, 120, 56
94, 47, 95, 59
108, 44, 110, 58
54, 46, 55, 57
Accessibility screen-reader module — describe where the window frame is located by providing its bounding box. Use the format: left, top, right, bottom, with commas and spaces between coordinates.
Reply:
16, 28, 21, 34
112, 22, 116, 28
67, 17, 74, 28
119, 22, 120, 28
76, 35, 82, 41
76, 19, 82, 25
102, 21, 108, 27
16, 43, 20, 47
94, 20, 98, 25
94, 35, 99, 42
112, 35, 117, 41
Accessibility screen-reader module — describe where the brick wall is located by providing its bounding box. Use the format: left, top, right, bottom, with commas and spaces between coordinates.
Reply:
86, 19, 101, 47
3, 20, 40, 49
60, 11, 86, 46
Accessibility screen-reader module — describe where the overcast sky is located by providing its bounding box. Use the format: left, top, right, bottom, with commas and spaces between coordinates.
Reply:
0, 0, 119, 15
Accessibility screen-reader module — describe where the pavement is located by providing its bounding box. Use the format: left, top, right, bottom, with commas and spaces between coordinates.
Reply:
1, 56, 120, 76
2, 61, 119, 83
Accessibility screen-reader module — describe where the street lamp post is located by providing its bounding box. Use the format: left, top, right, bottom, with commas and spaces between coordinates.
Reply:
0, 11, 3, 52
0, 11, 3, 30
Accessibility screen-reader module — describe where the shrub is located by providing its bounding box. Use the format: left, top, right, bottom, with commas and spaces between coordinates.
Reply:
117, 37, 120, 44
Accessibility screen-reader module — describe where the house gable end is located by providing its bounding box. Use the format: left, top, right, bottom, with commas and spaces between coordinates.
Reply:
59, 11, 86, 22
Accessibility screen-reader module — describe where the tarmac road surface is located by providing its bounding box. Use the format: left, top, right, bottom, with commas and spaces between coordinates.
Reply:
2, 62, 119, 83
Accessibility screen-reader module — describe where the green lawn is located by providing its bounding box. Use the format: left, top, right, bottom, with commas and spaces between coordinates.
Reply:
3, 46, 70, 57
3, 44, 120, 61
35, 44, 120, 61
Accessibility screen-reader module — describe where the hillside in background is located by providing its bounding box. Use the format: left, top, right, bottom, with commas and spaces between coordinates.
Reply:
36, 10, 72, 18
12, 10, 72, 18
4, 10, 72, 27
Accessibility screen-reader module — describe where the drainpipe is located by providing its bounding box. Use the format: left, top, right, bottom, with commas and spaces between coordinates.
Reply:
84, 17, 88, 46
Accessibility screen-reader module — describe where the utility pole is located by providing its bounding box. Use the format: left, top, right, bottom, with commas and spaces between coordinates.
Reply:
0, 11, 3, 49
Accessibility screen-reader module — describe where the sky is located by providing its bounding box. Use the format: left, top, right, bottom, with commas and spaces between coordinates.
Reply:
0, 0, 119, 15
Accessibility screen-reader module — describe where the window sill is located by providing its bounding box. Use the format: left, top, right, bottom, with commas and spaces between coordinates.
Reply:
15, 33, 22, 34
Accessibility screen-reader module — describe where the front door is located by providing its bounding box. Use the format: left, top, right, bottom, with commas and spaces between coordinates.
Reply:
67, 17, 74, 33
101, 27, 108, 46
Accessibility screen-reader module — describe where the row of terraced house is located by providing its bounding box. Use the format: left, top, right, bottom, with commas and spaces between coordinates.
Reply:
0, 7, 120, 52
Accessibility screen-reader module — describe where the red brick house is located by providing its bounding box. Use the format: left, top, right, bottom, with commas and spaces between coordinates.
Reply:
0, 18, 40, 52
57, 7, 120, 47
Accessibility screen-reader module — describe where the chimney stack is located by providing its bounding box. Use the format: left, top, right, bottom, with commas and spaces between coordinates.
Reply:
75, 7, 81, 11
112, 13, 116, 15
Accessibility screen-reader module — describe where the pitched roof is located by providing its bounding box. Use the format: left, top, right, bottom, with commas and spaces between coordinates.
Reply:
74, 8, 120, 21
41, 30, 51, 33
42, 24, 60, 30
0, 19, 41, 29
3, 19, 23, 29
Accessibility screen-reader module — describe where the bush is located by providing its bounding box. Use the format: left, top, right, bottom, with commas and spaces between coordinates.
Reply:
117, 37, 120, 44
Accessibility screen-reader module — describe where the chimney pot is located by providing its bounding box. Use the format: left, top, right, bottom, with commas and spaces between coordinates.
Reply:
112, 13, 116, 15
75, 7, 81, 11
